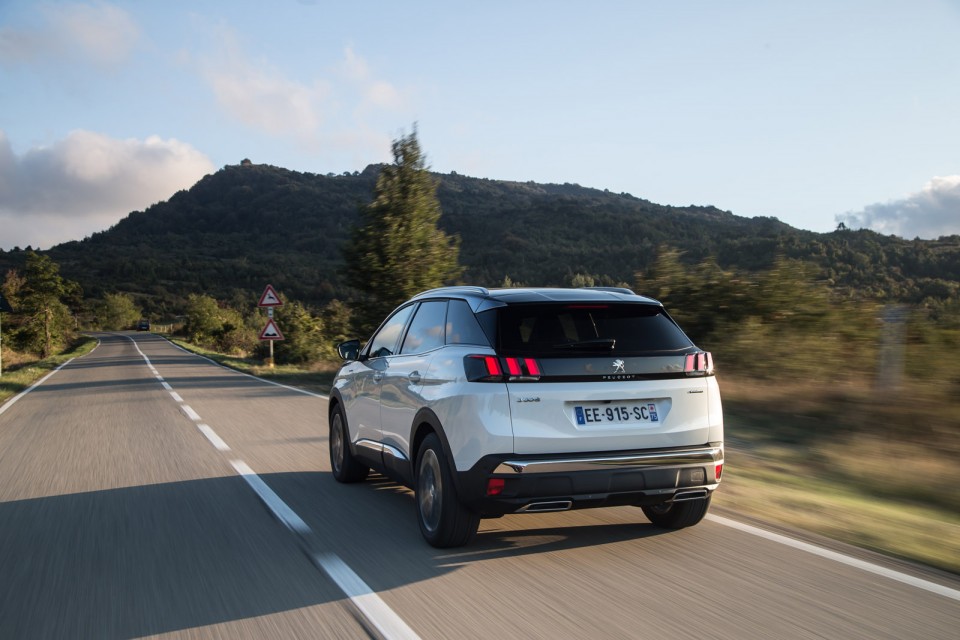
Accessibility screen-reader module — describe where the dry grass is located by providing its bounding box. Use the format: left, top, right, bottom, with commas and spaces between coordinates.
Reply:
0, 337, 99, 404
717, 376, 960, 573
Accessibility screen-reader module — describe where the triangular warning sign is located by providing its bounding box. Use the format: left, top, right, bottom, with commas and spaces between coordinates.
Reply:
258, 284, 283, 307
259, 319, 285, 341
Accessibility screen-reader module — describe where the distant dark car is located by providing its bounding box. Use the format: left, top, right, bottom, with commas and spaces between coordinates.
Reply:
136, 320, 150, 331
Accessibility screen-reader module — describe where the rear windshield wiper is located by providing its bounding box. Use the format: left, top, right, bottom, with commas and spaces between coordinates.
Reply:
553, 338, 616, 350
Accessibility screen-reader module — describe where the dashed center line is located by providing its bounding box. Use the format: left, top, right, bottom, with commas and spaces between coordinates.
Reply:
125, 335, 420, 639
178, 403, 199, 421
198, 424, 231, 451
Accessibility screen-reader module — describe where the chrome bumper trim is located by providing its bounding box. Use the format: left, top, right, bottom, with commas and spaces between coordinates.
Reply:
493, 446, 723, 475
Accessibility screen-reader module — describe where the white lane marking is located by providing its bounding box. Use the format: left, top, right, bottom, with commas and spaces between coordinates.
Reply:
124, 336, 197, 424
706, 514, 960, 602
197, 424, 231, 451
166, 339, 327, 399
180, 404, 201, 422
127, 334, 415, 635
0, 358, 75, 417
230, 459, 420, 639
230, 460, 312, 534
124, 334, 416, 638
313, 552, 421, 640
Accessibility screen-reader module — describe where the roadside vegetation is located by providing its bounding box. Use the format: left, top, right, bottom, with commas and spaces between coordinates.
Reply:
1, 129, 956, 573
0, 336, 98, 404
718, 377, 959, 573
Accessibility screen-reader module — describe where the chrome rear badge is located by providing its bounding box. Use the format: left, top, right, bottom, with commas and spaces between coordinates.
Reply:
612, 359, 625, 374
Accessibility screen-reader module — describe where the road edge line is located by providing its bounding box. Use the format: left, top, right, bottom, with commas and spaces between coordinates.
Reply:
161, 337, 328, 399
0, 358, 75, 417
706, 514, 960, 602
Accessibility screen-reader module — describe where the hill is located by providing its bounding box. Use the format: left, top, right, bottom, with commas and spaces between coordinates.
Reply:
2, 162, 958, 313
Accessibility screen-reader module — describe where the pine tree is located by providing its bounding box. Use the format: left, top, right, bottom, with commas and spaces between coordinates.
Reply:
344, 128, 461, 335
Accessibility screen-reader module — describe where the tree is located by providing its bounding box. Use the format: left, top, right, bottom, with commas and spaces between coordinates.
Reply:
183, 294, 223, 346
15, 252, 78, 357
274, 300, 323, 364
318, 299, 353, 360
98, 293, 141, 330
344, 128, 462, 335
2, 269, 25, 308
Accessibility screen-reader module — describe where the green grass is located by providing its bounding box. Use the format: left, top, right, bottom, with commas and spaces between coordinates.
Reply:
0, 336, 99, 404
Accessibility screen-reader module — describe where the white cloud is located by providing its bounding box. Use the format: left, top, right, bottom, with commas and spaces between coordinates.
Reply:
198, 27, 328, 137
196, 33, 406, 153
338, 45, 406, 113
0, 130, 213, 250
837, 176, 960, 239
0, 2, 140, 68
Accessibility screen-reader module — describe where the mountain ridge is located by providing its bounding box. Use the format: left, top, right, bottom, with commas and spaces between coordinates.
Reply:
2, 162, 957, 313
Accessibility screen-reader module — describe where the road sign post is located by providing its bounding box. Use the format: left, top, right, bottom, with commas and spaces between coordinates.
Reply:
257, 285, 284, 368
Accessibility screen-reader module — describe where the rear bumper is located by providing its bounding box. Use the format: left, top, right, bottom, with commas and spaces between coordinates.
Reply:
457, 444, 723, 517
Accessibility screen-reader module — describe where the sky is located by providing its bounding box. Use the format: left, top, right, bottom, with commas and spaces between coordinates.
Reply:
1, 0, 959, 251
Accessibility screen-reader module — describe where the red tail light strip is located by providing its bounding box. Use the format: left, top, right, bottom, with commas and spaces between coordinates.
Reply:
684, 351, 715, 376
465, 355, 542, 382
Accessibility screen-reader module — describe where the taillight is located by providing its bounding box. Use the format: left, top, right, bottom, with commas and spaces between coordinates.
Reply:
715, 464, 723, 481
465, 355, 542, 382
684, 351, 715, 377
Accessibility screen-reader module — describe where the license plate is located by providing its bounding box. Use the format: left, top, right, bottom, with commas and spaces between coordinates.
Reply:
574, 403, 659, 425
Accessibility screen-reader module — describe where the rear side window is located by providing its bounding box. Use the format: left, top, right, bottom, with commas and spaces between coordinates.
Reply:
497, 303, 693, 355
445, 300, 491, 346
401, 301, 448, 355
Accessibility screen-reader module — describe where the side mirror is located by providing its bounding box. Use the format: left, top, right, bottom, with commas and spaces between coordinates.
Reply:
337, 339, 361, 361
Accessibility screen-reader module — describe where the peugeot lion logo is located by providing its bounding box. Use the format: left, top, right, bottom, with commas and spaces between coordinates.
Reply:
612, 359, 626, 374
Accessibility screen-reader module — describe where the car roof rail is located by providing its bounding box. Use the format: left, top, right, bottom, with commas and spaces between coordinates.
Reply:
415, 286, 491, 298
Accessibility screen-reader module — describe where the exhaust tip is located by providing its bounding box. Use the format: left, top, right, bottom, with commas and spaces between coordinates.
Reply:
518, 500, 573, 513
672, 489, 708, 502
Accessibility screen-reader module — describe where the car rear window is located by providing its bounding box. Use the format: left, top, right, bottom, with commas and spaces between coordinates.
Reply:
495, 303, 694, 356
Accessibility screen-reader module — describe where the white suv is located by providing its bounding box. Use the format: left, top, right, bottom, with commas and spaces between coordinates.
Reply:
330, 287, 723, 547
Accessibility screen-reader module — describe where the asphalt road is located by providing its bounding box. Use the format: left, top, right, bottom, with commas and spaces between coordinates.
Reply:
1, 333, 957, 639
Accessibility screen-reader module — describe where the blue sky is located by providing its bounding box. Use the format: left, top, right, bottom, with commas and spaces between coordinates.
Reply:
2, 0, 959, 250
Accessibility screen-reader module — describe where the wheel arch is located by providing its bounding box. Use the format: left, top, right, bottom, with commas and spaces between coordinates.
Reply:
327, 389, 353, 449
410, 407, 462, 491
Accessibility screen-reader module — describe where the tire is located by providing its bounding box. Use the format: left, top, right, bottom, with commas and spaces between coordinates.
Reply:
415, 433, 480, 548
642, 495, 712, 529
329, 405, 369, 483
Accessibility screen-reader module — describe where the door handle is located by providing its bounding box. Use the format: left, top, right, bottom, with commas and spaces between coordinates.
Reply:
408, 371, 422, 384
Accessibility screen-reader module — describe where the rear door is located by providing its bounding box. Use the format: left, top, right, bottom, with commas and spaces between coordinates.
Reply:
379, 300, 448, 458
